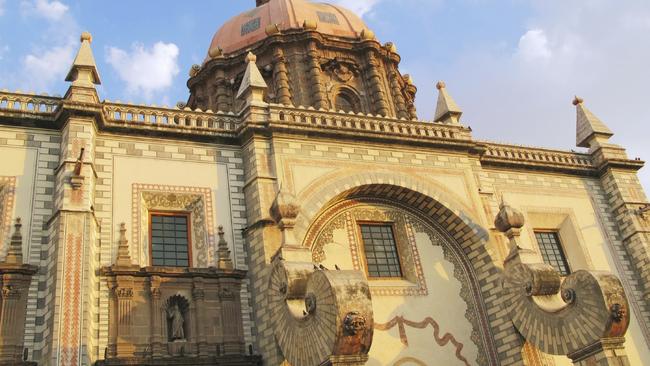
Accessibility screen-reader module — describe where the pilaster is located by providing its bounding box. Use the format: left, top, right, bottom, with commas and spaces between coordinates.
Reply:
48, 33, 101, 363
364, 49, 389, 117
574, 98, 650, 327
307, 41, 328, 110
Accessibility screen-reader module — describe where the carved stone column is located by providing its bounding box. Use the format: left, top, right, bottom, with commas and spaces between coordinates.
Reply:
307, 41, 328, 109
273, 47, 292, 106
403, 74, 418, 120
115, 284, 135, 358
215, 69, 231, 112
193, 278, 208, 356
219, 278, 244, 355
388, 65, 408, 120
0, 219, 37, 365
365, 50, 390, 117
149, 276, 164, 357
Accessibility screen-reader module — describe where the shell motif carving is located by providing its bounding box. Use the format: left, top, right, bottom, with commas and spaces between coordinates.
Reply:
269, 259, 373, 365
502, 263, 630, 355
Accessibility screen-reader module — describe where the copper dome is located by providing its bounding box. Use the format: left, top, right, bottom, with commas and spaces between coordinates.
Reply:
207, 0, 370, 57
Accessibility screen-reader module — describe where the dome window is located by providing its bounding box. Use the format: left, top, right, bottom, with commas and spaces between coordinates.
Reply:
335, 89, 361, 113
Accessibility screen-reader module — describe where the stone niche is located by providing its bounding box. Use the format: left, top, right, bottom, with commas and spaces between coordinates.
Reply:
99, 266, 261, 366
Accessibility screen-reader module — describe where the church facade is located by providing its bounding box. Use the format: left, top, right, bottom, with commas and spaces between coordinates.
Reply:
0, 0, 649, 365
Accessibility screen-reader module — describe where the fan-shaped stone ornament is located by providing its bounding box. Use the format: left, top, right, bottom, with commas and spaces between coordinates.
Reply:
502, 262, 630, 356
269, 259, 373, 366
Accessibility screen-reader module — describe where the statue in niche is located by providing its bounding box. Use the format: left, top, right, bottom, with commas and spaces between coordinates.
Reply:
167, 304, 185, 341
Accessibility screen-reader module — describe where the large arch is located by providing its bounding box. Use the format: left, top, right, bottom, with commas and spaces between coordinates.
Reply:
294, 172, 521, 365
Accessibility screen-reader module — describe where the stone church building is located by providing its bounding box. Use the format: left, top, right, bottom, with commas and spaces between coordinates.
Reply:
0, 0, 649, 365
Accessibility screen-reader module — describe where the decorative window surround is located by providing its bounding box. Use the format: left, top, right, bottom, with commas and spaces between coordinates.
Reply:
0, 176, 16, 257
313, 204, 428, 296
132, 184, 215, 268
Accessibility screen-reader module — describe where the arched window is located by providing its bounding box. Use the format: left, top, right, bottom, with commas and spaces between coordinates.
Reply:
335, 89, 360, 113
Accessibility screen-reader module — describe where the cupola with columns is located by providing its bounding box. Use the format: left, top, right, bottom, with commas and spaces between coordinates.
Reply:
186, 0, 417, 119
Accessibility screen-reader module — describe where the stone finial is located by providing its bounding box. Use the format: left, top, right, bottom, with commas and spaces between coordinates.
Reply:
270, 189, 300, 247
360, 29, 376, 40
572, 95, 584, 106
493, 199, 537, 265
189, 64, 201, 78
80, 32, 93, 42
216, 226, 233, 270
574, 96, 614, 148
434, 80, 462, 124
116, 223, 133, 267
208, 46, 223, 59
236, 52, 268, 102
4, 218, 24, 264
65, 31, 101, 87
494, 199, 525, 233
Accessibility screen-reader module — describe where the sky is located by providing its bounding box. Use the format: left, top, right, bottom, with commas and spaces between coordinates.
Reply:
0, 0, 648, 191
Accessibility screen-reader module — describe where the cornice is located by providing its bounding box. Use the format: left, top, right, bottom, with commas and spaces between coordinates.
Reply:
1, 89, 644, 178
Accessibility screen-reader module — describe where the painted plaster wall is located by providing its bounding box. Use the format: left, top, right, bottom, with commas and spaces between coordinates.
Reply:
483, 168, 650, 366
317, 206, 480, 365
92, 135, 254, 359
266, 135, 649, 365
0, 126, 60, 361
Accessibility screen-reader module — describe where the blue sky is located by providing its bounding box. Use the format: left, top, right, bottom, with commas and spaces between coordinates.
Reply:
0, 0, 649, 190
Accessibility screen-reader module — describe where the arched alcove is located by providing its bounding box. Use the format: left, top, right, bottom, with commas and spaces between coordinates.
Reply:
334, 86, 362, 114
164, 295, 191, 342
295, 175, 515, 365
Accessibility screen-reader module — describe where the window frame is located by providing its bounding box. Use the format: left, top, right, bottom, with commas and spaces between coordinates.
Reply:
148, 210, 193, 268
356, 221, 405, 280
533, 229, 571, 276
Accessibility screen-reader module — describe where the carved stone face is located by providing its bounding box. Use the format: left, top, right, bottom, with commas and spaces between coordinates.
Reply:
343, 311, 366, 336
611, 303, 626, 322
305, 293, 317, 314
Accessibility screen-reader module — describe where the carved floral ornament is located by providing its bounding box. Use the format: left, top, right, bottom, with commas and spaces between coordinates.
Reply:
322, 58, 360, 83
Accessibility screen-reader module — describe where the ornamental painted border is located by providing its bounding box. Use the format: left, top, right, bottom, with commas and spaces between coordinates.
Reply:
131, 184, 215, 267
0, 176, 16, 256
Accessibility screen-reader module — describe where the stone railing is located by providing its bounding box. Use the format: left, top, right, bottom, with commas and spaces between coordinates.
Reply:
102, 101, 239, 133
268, 104, 471, 141
481, 142, 594, 169
0, 90, 61, 114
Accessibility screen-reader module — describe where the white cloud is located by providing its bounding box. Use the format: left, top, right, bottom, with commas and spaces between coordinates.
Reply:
22, 0, 69, 21
106, 42, 180, 99
516, 29, 552, 62
0, 0, 5, 16
409, 0, 650, 189
22, 40, 76, 91
331, 0, 382, 17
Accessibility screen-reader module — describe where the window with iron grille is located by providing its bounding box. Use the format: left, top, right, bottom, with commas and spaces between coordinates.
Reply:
359, 224, 402, 278
534, 231, 570, 276
150, 213, 191, 267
